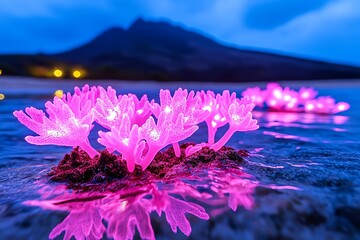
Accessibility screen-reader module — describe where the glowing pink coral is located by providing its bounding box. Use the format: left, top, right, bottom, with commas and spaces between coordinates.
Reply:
197, 90, 238, 144
242, 82, 350, 114
241, 86, 266, 107
93, 86, 132, 129
15, 85, 260, 172
211, 97, 259, 151
304, 96, 350, 114
98, 114, 145, 172
266, 85, 299, 111
151, 88, 209, 157
13, 97, 98, 158
139, 111, 198, 169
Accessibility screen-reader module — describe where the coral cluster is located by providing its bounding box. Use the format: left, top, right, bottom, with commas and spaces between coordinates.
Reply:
242, 83, 350, 114
14, 85, 258, 172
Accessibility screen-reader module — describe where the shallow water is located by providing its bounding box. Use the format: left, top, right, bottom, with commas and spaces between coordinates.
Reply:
1, 77, 360, 239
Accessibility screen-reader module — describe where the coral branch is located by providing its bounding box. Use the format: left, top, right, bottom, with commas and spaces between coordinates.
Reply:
211, 97, 258, 151
14, 97, 97, 158
172, 142, 181, 158
98, 114, 144, 172
211, 128, 236, 152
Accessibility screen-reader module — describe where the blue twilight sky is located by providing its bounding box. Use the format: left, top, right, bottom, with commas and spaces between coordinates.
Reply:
0, 0, 359, 66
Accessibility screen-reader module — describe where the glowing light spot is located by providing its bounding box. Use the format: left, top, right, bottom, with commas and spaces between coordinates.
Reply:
0, 69, 2, 75
136, 109, 144, 115
220, 117, 226, 122
71, 117, 80, 126
302, 92, 309, 98
164, 106, 172, 113
232, 114, 241, 121
53, 69, 63, 78
287, 103, 294, 108
0, 93, 5, 100
46, 129, 67, 137
122, 138, 129, 146
106, 109, 117, 121
72, 70, 81, 79
117, 200, 128, 212
150, 129, 160, 140
202, 105, 212, 111
338, 104, 346, 111
214, 114, 221, 121
54, 89, 63, 98
184, 116, 189, 122
211, 121, 217, 127
273, 90, 282, 99
284, 95, 291, 101
306, 103, 314, 110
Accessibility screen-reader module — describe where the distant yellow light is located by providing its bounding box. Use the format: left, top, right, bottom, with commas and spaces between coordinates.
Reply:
54, 69, 63, 78
0, 69, 2, 75
54, 89, 64, 98
0, 93, 5, 100
72, 70, 81, 79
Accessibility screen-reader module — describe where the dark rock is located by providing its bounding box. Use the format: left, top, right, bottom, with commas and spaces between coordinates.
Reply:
336, 206, 360, 230
48, 143, 248, 191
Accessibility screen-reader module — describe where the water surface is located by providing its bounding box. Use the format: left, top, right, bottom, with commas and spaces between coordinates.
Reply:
1, 77, 360, 239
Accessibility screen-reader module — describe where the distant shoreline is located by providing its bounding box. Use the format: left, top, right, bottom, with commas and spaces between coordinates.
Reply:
1, 76, 360, 96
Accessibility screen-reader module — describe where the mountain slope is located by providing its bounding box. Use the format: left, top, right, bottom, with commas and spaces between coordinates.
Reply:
2, 18, 360, 81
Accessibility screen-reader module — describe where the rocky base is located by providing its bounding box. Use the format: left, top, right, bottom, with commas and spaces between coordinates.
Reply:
49, 143, 248, 190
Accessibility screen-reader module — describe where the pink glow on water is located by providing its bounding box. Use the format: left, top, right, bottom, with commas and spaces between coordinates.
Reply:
24, 166, 300, 240
286, 163, 309, 168
333, 115, 348, 124
255, 111, 349, 129
248, 162, 285, 169
263, 130, 311, 142
268, 185, 300, 190
25, 183, 209, 240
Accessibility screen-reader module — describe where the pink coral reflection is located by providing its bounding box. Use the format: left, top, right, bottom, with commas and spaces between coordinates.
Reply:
25, 167, 298, 240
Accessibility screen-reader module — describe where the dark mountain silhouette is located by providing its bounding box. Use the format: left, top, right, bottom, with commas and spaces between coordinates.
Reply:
1, 18, 360, 81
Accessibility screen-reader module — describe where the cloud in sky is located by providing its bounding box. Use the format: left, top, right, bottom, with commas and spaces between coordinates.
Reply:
243, 0, 331, 30
0, 0, 359, 66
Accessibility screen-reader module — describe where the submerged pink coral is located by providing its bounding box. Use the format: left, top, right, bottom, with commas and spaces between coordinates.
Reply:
242, 83, 350, 114
14, 85, 259, 172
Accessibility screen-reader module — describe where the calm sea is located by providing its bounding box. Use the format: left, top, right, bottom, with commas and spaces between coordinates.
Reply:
1, 77, 360, 239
